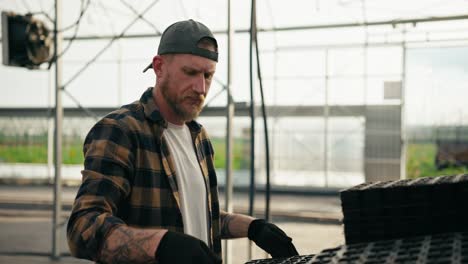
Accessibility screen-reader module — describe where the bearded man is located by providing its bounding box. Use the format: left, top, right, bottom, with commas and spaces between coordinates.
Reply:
67, 19, 298, 264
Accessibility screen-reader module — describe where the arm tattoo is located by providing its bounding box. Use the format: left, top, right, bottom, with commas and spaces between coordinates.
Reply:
220, 213, 236, 239
100, 227, 160, 264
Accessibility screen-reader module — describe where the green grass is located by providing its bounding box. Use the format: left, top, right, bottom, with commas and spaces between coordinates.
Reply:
0, 137, 249, 169
406, 143, 467, 178
210, 137, 249, 170
0, 143, 84, 164
2, 139, 466, 178
0, 144, 48, 163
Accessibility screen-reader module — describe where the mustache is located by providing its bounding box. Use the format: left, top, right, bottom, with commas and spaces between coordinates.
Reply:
184, 94, 205, 102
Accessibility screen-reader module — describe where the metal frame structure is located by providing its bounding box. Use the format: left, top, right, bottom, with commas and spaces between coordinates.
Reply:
52, 0, 63, 258
0, 105, 401, 117
1, 1, 468, 261
58, 14, 468, 41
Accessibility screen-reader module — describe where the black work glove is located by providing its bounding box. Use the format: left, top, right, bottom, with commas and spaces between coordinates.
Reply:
248, 219, 299, 258
156, 231, 222, 264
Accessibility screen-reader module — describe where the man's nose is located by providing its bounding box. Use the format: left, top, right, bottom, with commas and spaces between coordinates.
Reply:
192, 74, 206, 94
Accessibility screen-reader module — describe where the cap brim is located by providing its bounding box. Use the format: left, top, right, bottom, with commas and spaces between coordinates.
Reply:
142, 62, 152, 73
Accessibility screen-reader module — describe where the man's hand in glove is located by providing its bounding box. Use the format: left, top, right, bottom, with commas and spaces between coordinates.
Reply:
248, 219, 299, 258
156, 231, 222, 264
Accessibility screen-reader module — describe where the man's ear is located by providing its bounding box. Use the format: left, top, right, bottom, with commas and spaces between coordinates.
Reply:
152, 55, 163, 77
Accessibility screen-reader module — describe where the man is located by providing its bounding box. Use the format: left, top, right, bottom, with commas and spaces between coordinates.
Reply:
67, 19, 298, 264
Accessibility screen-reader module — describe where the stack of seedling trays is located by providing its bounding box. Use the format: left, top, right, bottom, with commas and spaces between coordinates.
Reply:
245, 232, 468, 264
340, 174, 468, 244
245, 254, 315, 264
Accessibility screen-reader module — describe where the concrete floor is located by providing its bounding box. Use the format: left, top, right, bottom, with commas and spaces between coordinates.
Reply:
0, 185, 345, 263
0, 216, 344, 264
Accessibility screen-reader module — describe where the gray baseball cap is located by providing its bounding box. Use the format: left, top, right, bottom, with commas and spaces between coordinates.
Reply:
142, 19, 218, 73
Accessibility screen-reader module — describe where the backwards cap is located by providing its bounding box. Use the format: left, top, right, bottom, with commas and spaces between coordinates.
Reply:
143, 19, 218, 73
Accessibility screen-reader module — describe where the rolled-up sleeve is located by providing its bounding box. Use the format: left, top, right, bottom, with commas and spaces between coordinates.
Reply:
67, 118, 134, 261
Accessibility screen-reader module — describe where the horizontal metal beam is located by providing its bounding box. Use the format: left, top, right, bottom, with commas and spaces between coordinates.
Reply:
60, 14, 468, 41
0, 105, 400, 118
258, 14, 468, 32
268, 37, 468, 51
0, 14, 466, 43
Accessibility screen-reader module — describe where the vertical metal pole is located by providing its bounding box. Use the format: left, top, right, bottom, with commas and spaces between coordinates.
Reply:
254, 25, 271, 223
400, 27, 407, 180
362, 49, 368, 180
272, 44, 278, 177
248, 0, 256, 260
223, 0, 234, 263
362, 0, 368, 105
323, 49, 329, 188
117, 39, 123, 105
52, 0, 63, 259
48, 68, 54, 182
362, 0, 369, 181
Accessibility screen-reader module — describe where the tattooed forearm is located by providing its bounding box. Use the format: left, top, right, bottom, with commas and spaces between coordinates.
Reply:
99, 226, 167, 264
220, 213, 236, 239
220, 212, 255, 239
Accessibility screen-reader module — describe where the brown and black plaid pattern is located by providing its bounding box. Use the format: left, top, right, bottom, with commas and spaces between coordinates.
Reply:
67, 87, 221, 261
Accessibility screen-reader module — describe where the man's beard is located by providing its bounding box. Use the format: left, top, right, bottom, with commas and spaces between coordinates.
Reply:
160, 78, 205, 122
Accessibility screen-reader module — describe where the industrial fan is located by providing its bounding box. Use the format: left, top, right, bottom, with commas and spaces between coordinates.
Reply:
2, 11, 52, 69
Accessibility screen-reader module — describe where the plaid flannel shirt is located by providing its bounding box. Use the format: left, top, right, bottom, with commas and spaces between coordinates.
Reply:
67, 87, 221, 261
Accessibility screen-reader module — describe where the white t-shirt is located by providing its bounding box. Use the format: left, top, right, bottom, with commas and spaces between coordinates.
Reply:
164, 122, 209, 244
